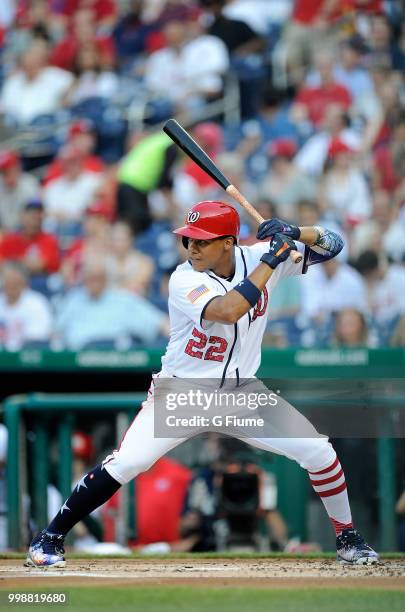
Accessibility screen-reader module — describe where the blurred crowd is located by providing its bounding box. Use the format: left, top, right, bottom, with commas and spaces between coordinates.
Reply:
0, 0, 404, 350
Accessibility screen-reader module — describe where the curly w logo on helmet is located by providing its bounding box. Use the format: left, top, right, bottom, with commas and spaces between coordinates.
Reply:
187, 211, 200, 223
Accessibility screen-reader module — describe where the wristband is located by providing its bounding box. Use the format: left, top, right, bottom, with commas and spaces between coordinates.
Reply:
260, 252, 278, 269
233, 278, 262, 307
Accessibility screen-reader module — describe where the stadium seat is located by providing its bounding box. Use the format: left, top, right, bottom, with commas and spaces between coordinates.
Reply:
136, 222, 179, 272
70, 97, 128, 162
267, 315, 307, 347
19, 112, 69, 171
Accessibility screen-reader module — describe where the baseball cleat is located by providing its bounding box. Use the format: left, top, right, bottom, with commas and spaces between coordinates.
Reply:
24, 530, 66, 568
336, 528, 379, 565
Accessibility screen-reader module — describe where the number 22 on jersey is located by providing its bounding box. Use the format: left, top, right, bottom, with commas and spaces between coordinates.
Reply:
185, 328, 228, 362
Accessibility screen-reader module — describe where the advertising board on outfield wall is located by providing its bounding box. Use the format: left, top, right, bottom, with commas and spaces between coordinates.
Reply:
0, 348, 403, 376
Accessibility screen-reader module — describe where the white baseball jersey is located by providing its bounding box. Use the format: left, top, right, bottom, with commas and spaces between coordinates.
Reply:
160, 241, 307, 380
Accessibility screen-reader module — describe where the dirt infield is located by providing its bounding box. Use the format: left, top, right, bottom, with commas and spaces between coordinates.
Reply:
2, 558, 405, 589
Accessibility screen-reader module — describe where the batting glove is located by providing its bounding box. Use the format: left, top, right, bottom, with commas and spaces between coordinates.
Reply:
260, 233, 297, 269
257, 218, 301, 241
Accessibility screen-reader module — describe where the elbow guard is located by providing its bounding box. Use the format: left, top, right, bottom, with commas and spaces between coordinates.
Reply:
306, 226, 344, 266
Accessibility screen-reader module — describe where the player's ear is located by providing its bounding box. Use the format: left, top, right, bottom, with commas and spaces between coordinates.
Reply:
223, 236, 234, 251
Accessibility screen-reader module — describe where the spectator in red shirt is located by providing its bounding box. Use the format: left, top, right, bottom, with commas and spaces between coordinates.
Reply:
292, 51, 352, 128
352, 1, 382, 15
373, 113, 405, 194
61, 199, 113, 287
50, 8, 116, 72
319, 137, 371, 226
43, 119, 104, 187
50, 0, 117, 30
280, 0, 352, 84
0, 199, 60, 277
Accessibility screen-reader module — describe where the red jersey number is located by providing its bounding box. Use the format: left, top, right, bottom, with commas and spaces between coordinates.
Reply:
185, 328, 228, 362
184, 327, 207, 359
204, 336, 228, 362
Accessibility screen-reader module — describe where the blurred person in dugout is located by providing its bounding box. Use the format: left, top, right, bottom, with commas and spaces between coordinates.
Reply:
0, 424, 7, 550
0, 261, 53, 350
102, 456, 192, 552
396, 484, 405, 551
177, 439, 290, 552
0, 150, 40, 233
46, 432, 103, 550
110, 437, 290, 553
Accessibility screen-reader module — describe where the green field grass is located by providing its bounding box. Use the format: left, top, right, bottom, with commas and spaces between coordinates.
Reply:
1, 587, 405, 612
2, 551, 405, 560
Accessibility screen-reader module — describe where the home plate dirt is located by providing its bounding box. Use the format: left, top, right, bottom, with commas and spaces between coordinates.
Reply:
1, 559, 405, 589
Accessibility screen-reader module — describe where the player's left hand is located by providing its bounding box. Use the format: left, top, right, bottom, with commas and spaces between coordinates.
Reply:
260, 233, 297, 269
257, 218, 301, 241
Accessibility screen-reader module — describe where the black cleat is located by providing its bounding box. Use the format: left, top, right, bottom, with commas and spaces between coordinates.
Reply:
25, 530, 66, 568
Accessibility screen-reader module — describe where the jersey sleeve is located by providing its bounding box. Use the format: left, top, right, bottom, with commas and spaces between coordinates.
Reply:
168, 270, 222, 330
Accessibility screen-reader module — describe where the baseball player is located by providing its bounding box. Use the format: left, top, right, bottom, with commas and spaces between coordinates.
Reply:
26, 202, 379, 566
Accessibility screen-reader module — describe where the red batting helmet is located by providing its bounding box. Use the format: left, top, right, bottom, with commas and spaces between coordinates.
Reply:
173, 201, 240, 247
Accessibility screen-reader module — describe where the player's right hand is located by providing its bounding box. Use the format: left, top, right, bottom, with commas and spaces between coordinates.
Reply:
260, 233, 297, 269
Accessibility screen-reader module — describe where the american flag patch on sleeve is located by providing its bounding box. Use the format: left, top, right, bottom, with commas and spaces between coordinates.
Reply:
187, 284, 210, 303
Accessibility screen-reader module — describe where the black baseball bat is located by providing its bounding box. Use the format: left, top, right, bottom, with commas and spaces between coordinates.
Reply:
164, 118, 230, 189
163, 118, 302, 263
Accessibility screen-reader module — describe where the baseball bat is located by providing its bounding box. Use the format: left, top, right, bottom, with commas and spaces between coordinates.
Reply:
163, 118, 302, 264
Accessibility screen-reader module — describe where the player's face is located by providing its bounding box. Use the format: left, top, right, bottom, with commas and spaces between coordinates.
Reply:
187, 236, 233, 273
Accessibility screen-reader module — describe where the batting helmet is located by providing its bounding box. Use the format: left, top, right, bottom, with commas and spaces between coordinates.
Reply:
173, 201, 240, 247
